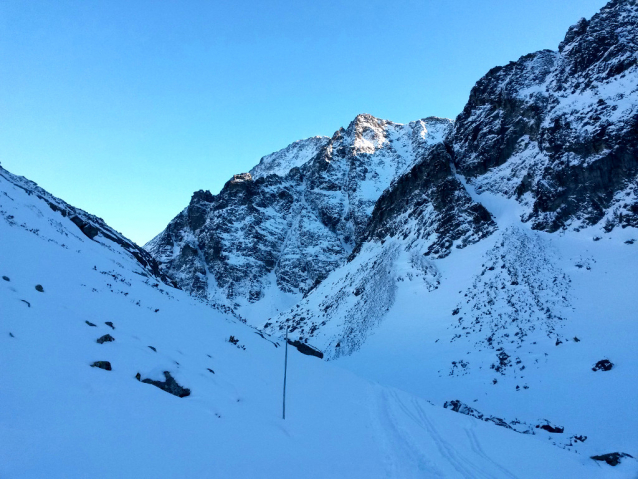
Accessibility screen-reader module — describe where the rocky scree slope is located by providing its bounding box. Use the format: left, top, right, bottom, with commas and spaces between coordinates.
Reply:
145, 115, 454, 318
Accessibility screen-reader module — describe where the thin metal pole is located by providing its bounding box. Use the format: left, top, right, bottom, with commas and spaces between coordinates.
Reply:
283, 326, 288, 420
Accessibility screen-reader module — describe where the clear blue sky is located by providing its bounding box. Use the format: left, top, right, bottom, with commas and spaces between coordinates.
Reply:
0, 0, 608, 245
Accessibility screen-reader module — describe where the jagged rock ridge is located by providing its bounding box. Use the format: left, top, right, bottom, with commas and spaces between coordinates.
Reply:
148, 0, 638, 363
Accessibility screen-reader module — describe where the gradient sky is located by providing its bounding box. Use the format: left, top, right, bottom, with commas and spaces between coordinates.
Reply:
1, 0, 609, 245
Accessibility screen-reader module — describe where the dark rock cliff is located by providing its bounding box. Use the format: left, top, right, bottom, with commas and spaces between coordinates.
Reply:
453, 0, 638, 232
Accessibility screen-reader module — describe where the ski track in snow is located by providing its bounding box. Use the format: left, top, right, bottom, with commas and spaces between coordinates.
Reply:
371, 385, 521, 479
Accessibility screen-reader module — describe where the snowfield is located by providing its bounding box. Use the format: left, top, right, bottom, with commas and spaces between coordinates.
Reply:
2, 166, 632, 477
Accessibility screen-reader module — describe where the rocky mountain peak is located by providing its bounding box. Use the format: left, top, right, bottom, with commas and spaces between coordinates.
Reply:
558, 0, 637, 78
558, 18, 589, 53
453, 0, 638, 232
191, 189, 215, 204
145, 112, 455, 316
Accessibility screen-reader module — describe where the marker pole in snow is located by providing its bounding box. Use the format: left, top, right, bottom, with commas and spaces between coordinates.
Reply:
283, 326, 288, 420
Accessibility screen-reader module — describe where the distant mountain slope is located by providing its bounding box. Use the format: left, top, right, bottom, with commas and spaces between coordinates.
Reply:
0, 164, 608, 478
146, 115, 453, 319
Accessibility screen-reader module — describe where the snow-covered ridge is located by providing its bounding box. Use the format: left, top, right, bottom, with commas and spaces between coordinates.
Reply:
250, 136, 330, 179
0, 164, 172, 286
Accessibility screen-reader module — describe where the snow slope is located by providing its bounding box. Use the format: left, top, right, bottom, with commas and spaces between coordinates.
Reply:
0, 168, 621, 477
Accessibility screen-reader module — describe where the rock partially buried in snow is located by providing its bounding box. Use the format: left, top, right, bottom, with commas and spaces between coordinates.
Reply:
538, 423, 564, 434
105, 321, 115, 330
592, 359, 613, 371
2, 275, 9, 281
35, 284, 44, 292
85, 320, 97, 327
96, 334, 115, 344
591, 452, 634, 466
91, 361, 112, 371
443, 400, 484, 420
287, 339, 324, 359
136, 371, 190, 398
443, 400, 515, 431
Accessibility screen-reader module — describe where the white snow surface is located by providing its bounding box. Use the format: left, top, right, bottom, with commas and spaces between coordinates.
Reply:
250, 136, 330, 179
0, 166, 627, 477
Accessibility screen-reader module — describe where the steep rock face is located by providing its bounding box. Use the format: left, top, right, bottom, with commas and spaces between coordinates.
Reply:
146, 115, 453, 313
363, 143, 495, 258
0, 164, 172, 285
453, 0, 638, 232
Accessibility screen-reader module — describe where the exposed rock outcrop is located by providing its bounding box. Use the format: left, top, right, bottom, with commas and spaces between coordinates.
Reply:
137, 371, 191, 398
452, 0, 638, 232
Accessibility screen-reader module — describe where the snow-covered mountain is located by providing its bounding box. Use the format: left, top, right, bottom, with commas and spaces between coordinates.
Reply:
146, 115, 453, 319
1, 165, 613, 478
144, 0, 638, 471
249, 136, 330, 180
